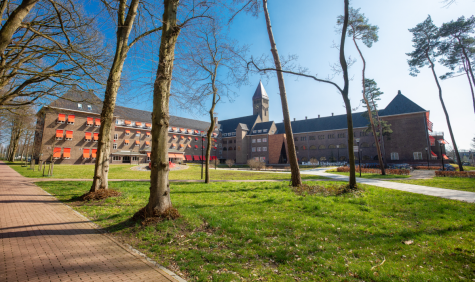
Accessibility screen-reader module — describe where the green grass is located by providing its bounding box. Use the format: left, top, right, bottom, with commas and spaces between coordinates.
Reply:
392, 177, 475, 193
325, 170, 411, 179
7, 161, 327, 181
451, 164, 475, 171
37, 180, 475, 281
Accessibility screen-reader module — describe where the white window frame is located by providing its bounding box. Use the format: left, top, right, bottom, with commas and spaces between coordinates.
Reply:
78, 103, 82, 109
258, 130, 262, 133
263, 129, 268, 133
113, 143, 117, 149
263, 147, 267, 152
114, 133, 118, 140
87, 105, 92, 111
253, 130, 257, 134
252, 147, 256, 152
257, 139, 261, 143
413, 152, 423, 160
391, 152, 399, 160
125, 131, 130, 136
257, 147, 262, 152
252, 139, 256, 143
136, 132, 140, 137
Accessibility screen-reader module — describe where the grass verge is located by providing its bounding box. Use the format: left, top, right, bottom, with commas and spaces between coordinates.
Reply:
7, 161, 327, 181
37, 180, 475, 281
391, 178, 475, 193
325, 170, 411, 179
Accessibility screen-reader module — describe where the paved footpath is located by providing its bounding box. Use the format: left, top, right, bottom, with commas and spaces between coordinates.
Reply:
0, 162, 183, 282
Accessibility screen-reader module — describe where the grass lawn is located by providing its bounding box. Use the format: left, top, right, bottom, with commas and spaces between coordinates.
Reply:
392, 177, 475, 193
37, 180, 475, 281
325, 170, 411, 179
7, 162, 327, 181
451, 164, 475, 171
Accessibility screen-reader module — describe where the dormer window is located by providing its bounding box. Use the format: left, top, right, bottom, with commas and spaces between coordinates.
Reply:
232, 132, 236, 136
258, 130, 262, 133
87, 105, 92, 111
263, 129, 268, 133
78, 103, 82, 110
253, 130, 256, 134
223, 133, 227, 137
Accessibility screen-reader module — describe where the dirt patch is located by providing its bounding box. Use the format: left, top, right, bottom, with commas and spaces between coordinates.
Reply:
79, 189, 122, 201
133, 206, 181, 225
293, 183, 363, 197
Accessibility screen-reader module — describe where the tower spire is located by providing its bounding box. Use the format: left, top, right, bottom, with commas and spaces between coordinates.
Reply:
252, 81, 269, 122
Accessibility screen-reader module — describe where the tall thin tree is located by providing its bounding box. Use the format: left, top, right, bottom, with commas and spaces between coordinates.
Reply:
407, 15, 464, 171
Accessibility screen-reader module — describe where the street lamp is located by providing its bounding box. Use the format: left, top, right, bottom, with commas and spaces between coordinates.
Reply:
356, 138, 361, 177
336, 145, 340, 166
425, 147, 429, 168
438, 140, 444, 171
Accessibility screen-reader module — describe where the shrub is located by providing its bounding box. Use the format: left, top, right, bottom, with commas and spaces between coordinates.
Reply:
414, 166, 441, 170
336, 166, 410, 175
247, 159, 266, 171
435, 171, 475, 178
225, 159, 235, 168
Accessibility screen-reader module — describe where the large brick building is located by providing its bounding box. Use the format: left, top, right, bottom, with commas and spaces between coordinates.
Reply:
34, 82, 448, 165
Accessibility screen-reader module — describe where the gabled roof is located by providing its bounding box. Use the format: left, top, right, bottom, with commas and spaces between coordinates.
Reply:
46, 87, 211, 131
275, 92, 427, 134
379, 91, 426, 116
218, 115, 259, 133
237, 123, 249, 131
250, 121, 274, 134
252, 81, 269, 101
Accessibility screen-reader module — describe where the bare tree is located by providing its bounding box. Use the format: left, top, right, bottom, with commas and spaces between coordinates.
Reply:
0, 0, 108, 107
338, 7, 386, 174
4, 105, 35, 161
249, 0, 357, 188
90, 0, 164, 193
173, 18, 248, 183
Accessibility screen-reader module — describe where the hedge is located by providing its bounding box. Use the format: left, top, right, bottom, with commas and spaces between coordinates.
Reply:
336, 166, 410, 175
435, 171, 475, 178
414, 166, 441, 170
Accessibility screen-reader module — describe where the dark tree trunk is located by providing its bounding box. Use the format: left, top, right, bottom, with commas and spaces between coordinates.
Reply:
145, 0, 180, 214
428, 56, 464, 171
205, 84, 218, 184
262, 0, 301, 187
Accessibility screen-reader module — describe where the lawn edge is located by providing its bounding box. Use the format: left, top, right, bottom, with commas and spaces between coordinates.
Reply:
33, 181, 187, 282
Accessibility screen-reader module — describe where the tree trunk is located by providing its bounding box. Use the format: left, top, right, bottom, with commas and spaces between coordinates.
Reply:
145, 0, 180, 214
8, 128, 22, 162
0, 0, 39, 56
353, 39, 386, 174
205, 85, 218, 184
90, 0, 141, 192
262, 0, 301, 187
339, 0, 356, 188
428, 56, 464, 171
462, 55, 475, 113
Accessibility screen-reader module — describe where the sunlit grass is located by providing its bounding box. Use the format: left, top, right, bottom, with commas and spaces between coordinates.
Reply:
325, 169, 411, 179
392, 177, 475, 193
37, 180, 475, 281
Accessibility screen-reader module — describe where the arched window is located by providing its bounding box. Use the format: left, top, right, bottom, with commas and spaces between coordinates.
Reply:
301, 157, 308, 162
320, 156, 327, 161
339, 144, 347, 149
228, 147, 233, 151
328, 145, 336, 149
223, 147, 227, 151
361, 142, 370, 148
339, 156, 347, 161
309, 145, 317, 150
318, 145, 326, 150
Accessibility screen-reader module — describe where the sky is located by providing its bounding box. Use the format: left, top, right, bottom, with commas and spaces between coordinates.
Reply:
118, 0, 475, 149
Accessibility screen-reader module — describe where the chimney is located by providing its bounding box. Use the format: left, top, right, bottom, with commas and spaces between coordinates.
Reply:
294, 118, 296, 121
318, 115, 320, 118
305, 116, 307, 120
214, 117, 218, 124
332, 113, 334, 116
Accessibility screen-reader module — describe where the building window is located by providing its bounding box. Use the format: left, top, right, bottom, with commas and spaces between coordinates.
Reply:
361, 142, 370, 148
338, 133, 345, 138
87, 105, 92, 111
328, 134, 335, 139
224, 133, 227, 137
114, 134, 118, 140
413, 152, 423, 160
136, 132, 140, 137
258, 130, 262, 133
310, 145, 317, 150
263, 129, 268, 133
319, 145, 326, 150
257, 147, 262, 152
252, 139, 256, 143
301, 136, 306, 141
263, 147, 267, 152
113, 156, 121, 161
219, 143, 222, 148
309, 136, 316, 140
360, 131, 365, 136
257, 139, 261, 143
125, 131, 130, 136
252, 130, 256, 134
294, 137, 298, 142
219, 150, 222, 155
318, 135, 325, 140
113, 143, 117, 149
132, 156, 139, 161
391, 152, 399, 160
78, 103, 82, 110
328, 145, 336, 149
252, 147, 256, 152
260, 157, 266, 162
262, 138, 267, 142
295, 146, 299, 151
232, 132, 236, 136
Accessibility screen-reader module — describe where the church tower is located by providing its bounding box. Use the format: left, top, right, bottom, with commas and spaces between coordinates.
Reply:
252, 81, 269, 122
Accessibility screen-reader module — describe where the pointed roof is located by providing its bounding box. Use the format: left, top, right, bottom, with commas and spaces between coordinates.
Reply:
379, 91, 426, 116
252, 81, 269, 100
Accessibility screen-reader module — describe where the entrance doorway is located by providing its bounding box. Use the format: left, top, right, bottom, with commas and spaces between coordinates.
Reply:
122, 156, 130, 163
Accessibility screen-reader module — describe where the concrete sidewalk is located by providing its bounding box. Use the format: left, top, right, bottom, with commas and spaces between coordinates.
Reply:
0, 162, 184, 282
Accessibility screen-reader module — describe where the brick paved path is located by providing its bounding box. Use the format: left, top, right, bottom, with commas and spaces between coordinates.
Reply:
0, 162, 182, 282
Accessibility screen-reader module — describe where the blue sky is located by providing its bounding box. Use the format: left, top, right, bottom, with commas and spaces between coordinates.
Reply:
118, 0, 475, 149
